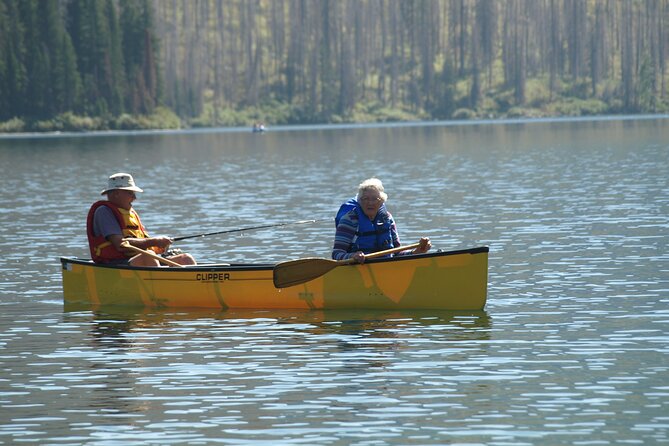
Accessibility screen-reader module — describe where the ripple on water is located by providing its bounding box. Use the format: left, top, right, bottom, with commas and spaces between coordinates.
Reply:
1, 120, 669, 444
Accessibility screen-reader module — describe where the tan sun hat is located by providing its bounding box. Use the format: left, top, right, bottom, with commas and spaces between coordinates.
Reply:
101, 173, 144, 195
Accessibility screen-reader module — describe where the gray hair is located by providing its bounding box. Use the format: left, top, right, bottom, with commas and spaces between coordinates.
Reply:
356, 178, 388, 202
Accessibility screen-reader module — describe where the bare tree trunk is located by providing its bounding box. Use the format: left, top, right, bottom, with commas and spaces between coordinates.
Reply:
390, 1, 398, 107
621, 1, 634, 110
377, 0, 387, 102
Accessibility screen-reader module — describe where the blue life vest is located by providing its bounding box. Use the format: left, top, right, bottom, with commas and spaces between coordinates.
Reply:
335, 198, 393, 253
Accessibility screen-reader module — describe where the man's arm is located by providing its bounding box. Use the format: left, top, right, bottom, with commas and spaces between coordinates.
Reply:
93, 206, 171, 253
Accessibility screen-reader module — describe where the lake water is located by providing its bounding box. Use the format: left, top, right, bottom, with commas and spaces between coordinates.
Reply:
0, 116, 668, 445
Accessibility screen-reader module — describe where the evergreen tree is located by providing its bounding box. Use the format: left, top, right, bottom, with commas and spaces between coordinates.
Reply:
431, 56, 456, 119
0, 0, 13, 119
68, 0, 105, 115
19, 1, 50, 117
68, 0, 124, 116
103, 0, 125, 115
40, 0, 82, 115
120, 0, 160, 114
1, 0, 668, 128
54, 30, 82, 113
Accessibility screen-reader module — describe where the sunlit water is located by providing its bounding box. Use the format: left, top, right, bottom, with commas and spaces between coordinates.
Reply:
1, 117, 668, 445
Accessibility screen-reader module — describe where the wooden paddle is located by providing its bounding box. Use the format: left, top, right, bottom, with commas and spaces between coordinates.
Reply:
120, 242, 184, 267
273, 242, 422, 289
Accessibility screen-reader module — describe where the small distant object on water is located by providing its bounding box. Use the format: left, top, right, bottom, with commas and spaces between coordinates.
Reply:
252, 122, 266, 133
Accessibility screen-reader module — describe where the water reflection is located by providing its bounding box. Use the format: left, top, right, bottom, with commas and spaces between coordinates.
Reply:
66, 306, 493, 348
33, 308, 494, 443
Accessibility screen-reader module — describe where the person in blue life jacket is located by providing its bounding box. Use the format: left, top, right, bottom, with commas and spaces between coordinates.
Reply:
87, 173, 196, 267
332, 177, 431, 263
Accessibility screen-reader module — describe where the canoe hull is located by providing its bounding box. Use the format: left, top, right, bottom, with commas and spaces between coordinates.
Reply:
60, 247, 488, 310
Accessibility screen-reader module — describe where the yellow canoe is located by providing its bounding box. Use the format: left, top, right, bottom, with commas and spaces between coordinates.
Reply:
60, 247, 488, 310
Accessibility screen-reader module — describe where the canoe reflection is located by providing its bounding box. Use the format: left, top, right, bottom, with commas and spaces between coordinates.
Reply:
60, 306, 493, 425
64, 305, 492, 350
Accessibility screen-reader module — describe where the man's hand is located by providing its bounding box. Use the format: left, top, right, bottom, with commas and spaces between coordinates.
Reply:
149, 236, 173, 253
116, 236, 173, 254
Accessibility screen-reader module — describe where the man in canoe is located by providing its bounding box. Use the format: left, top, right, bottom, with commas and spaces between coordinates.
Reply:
87, 173, 196, 266
332, 177, 431, 263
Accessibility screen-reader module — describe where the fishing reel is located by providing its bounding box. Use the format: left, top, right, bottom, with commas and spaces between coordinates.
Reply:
162, 248, 183, 258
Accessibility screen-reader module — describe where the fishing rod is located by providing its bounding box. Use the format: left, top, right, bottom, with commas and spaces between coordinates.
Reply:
173, 218, 331, 242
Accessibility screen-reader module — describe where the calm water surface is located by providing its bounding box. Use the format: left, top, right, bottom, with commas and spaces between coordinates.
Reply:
0, 117, 668, 445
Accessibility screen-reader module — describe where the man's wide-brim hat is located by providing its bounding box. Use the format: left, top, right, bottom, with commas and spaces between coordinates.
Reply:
101, 173, 144, 195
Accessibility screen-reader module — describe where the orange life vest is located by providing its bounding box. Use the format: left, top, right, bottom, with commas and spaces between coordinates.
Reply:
86, 201, 150, 263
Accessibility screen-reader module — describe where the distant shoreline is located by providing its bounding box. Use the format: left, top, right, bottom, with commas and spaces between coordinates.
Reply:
1, 114, 667, 140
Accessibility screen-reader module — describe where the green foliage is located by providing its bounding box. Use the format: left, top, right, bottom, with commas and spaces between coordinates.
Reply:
6, 107, 180, 132
546, 98, 608, 116
428, 57, 457, 119
186, 99, 425, 128
1, 1, 28, 119
339, 102, 423, 123
654, 97, 669, 113
120, 0, 159, 114
53, 30, 82, 112
478, 96, 501, 118
0, 0, 160, 122
112, 106, 180, 130
0, 117, 26, 133
112, 114, 144, 130
58, 113, 105, 131
505, 107, 546, 119
32, 112, 105, 132
190, 99, 317, 127
637, 53, 656, 112
525, 78, 552, 108
565, 78, 591, 100
148, 106, 180, 128
0, 1, 666, 132
491, 89, 515, 113
452, 108, 477, 120
190, 105, 254, 128
454, 79, 472, 108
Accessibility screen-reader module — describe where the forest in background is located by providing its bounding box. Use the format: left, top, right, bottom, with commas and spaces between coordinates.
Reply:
1, 0, 668, 133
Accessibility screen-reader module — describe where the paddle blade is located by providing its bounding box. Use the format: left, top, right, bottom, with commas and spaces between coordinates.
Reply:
273, 258, 344, 288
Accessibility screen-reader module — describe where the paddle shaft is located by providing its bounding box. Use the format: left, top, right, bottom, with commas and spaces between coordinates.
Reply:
173, 219, 327, 242
353, 242, 422, 262
273, 241, 423, 288
120, 242, 184, 267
